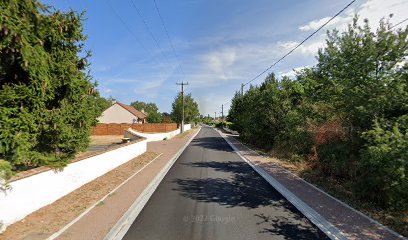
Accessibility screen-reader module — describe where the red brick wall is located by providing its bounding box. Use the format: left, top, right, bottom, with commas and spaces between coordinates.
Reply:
91, 123, 178, 136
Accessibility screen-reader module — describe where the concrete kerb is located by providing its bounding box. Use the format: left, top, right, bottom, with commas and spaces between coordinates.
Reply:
215, 128, 348, 240
103, 127, 201, 240
220, 130, 406, 240
47, 153, 164, 240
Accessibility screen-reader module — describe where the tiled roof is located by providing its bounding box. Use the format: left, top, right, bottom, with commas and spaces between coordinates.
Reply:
116, 102, 147, 119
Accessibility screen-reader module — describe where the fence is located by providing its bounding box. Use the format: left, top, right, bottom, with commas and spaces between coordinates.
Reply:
91, 123, 178, 136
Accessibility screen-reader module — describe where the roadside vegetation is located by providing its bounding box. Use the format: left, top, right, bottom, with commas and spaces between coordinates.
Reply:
228, 17, 407, 235
170, 93, 200, 124
0, 1, 109, 181
131, 101, 162, 123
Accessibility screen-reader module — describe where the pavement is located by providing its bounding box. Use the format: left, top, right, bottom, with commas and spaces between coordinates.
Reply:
218, 129, 406, 240
122, 127, 328, 240
52, 126, 405, 240
53, 128, 200, 240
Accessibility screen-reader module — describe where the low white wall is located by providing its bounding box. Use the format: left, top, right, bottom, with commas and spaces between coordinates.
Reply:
0, 139, 147, 232
125, 128, 179, 142
126, 124, 192, 142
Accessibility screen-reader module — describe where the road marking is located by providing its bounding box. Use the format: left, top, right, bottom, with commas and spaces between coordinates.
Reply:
104, 128, 201, 240
47, 152, 164, 240
215, 128, 348, 240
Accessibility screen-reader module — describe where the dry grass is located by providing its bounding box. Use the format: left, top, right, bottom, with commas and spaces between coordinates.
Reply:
0, 152, 159, 240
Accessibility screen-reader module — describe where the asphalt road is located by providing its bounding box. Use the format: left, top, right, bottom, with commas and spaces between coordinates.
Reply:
123, 127, 328, 240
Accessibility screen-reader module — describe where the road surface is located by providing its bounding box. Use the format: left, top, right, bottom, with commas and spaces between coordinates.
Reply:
123, 127, 328, 240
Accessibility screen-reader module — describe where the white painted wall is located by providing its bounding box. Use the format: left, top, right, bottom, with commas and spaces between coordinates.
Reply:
0, 139, 147, 232
125, 124, 192, 142
97, 104, 139, 124
125, 128, 180, 142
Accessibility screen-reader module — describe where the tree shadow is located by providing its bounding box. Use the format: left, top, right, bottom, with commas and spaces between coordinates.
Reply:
190, 136, 233, 152
175, 161, 296, 210
255, 213, 329, 240
173, 160, 329, 239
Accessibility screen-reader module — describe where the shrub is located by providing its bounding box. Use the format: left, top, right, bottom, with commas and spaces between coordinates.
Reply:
0, 160, 13, 191
357, 116, 408, 209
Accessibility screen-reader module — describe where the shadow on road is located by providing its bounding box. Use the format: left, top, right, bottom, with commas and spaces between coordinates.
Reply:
172, 160, 328, 239
255, 213, 328, 240
174, 161, 294, 210
190, 136, 233, 152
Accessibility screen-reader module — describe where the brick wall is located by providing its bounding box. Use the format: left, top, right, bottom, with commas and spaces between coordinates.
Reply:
91, 123, 178, 136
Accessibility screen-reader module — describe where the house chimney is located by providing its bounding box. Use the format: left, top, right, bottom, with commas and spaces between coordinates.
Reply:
111, 99, 116, 105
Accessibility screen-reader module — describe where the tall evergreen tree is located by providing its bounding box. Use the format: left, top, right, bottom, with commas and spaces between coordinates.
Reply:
0, 0, 104, 178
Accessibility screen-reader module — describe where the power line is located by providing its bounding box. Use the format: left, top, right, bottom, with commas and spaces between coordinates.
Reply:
243, 0, 356, 86
129, 0, 174, 67
105, 0, 162, 66
153, 0, 180, 63
390, 17, 408, 29
105, 0, 177, 85
153, 0, 187, 79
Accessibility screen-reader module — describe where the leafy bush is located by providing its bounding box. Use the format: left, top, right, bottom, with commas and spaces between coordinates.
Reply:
357, 116, 408, 209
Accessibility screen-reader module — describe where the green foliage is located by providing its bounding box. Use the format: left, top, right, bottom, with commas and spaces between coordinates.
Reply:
170, 93, 199, 124
130, 101, 162, 123
0, 159, 13, 191
94, 96, 114, 113
0, 1, 104, 173
357, 116, 408, 209
161, 112, 173, 123
227, 16, 408, 208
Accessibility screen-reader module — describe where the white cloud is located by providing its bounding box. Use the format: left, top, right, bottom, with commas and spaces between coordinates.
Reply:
104, 88, 112, 93
282, 0, 408, 60
299, 0, 408, 33
279, 66, 309, 78
299, 17, 342, 32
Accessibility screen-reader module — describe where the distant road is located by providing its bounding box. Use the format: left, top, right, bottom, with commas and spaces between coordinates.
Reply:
123, 127, 328, 240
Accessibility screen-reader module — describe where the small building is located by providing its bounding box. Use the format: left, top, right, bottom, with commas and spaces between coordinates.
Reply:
97, 102, 147, 124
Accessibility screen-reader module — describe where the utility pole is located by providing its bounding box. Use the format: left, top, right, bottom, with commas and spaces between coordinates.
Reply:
241, 83, 244, 95
221, 104, 224, 128
214, 112, 217, 123
176, 81, 189, 132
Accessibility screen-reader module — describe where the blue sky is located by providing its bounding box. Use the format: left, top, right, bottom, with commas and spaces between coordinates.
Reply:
42, 0, 407, 116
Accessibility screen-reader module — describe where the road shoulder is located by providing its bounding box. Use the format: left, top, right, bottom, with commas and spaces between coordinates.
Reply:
216, 128, 405, 240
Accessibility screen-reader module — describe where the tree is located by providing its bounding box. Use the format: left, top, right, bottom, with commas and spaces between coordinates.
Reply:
161, 112, 173, 123
227, 16, 408, 208
170, 93, 199, 124
0, 1, 104, 178
94, 96, 114, 113
130, 101, 161, 123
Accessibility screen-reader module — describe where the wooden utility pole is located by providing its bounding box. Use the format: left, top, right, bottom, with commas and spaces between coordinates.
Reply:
221, 104, 224, 128
176, 81, 189, 132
